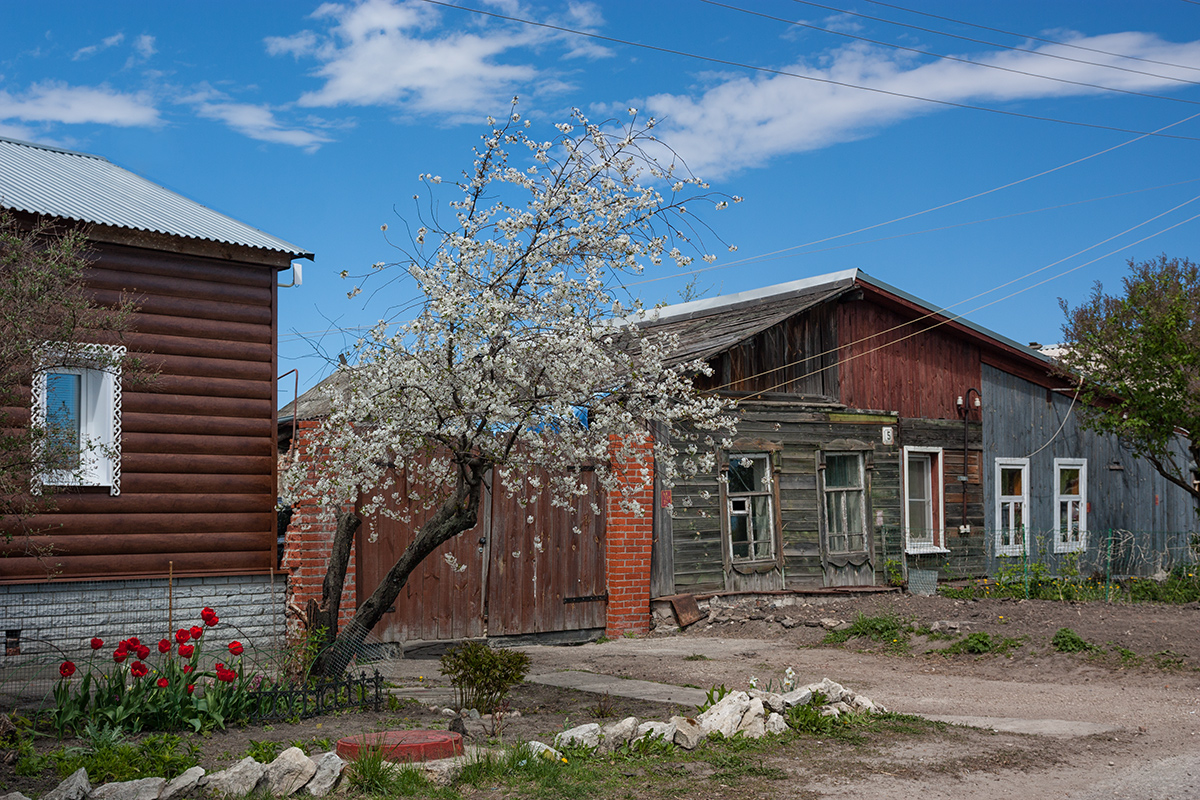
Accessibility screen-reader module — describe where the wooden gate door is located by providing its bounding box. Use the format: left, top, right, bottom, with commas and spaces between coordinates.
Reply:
356, 468, 488, 645
485, 467, 607, 636
357, 465, 607, 643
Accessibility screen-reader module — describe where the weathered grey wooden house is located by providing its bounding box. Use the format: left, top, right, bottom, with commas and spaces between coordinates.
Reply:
642, 269, 1197, 597
0, 136, 311, 654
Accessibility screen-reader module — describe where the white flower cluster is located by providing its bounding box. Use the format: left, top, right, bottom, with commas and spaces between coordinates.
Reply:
282, 102, 738, 557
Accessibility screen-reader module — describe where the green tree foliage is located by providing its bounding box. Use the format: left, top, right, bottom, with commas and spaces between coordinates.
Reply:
1058, 254, 1200, 502
0, 212, 139, 527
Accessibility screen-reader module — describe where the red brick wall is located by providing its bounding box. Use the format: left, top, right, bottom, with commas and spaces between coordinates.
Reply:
282, 420, 357, 633
605, 434, 655, 637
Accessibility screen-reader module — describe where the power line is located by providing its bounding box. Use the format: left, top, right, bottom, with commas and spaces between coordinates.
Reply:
417, 0, 1200, 143
702, 0, 1200, 105
736, 199, 1200, 398
787, 0, 1200, 86
627, 110, 1200, 289
859, 0, 1200, 75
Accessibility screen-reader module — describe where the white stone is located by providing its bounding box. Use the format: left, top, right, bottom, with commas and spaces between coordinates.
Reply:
554, 722, 601, 750
0, 792, 32, 800
670, 716, 706, 750
526, 741, 564, 761
600, 717, 640, 751
749, 689, 786, 714
42, 768, 90, 800
635, 720, 676, 742
779, 688, 813, 708
160, 767, 205, 800
765, 712, 788, 735
736, 698, 766, 738
698, 691, 751, 738
302, 753, 345, 797
201, 757, 266, 796
89, 778, 165, 800
264, 747, 317, 796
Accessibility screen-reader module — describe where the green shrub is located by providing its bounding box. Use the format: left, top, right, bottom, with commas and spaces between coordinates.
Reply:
823, 612, 912, 652
439, 641, 530, 714
1051, 627, 1099, 654
941, 632, 1024, 657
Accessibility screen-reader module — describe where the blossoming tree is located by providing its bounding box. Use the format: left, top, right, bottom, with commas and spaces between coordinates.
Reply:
286, 103, 738, 674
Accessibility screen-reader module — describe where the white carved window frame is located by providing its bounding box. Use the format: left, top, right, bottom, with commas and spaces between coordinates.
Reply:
31, 343, 124, 496
1053, 458, 1087, 554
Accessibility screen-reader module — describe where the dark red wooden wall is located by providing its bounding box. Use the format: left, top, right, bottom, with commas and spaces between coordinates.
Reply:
836, 294, 981, 420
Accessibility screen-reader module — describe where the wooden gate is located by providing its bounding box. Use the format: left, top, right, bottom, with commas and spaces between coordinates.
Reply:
356, 468, 606, 645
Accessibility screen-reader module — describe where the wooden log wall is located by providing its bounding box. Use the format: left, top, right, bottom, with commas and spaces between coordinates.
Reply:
0, 241, 281, 583
664, 407, 900, 594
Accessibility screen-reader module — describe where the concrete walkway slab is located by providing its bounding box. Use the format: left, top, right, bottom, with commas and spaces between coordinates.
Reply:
528, 670, 706, 707
924, 714, 1123, 738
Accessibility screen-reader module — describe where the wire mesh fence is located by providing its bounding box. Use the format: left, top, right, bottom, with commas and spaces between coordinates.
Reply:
888, 525, 1200, 601
0, 571, 286, 712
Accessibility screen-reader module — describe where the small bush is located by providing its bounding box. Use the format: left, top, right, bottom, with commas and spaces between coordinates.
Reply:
696, 684, 731, 714
439, 641, 530, 714
785, 691, 837, 736
823, 612, 912, 652
1051, 627, 1099, 654
941, 632, 1024, 657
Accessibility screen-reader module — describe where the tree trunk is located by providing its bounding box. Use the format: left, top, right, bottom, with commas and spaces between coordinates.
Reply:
305, 509, 360, 668
314, 462, 487, 677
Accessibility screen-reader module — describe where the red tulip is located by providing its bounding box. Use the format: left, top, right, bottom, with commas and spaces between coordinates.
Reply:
157, 678, 169, 688
113, 649, 128, 664
189, 626, 202, 640
130, 661, 149, 678
228, 641, 244, 656
186, 684, 195, 695
158, 639, 171, 654
178, 644, 194, 658
59, 661, 76, 678
90, 637, 104, 650
135, 645, 150, 660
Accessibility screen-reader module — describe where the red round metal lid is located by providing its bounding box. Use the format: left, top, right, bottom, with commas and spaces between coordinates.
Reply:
336, 730, 464, 763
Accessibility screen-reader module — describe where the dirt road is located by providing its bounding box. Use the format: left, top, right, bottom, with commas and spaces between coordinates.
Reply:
508, 593, 1200, 799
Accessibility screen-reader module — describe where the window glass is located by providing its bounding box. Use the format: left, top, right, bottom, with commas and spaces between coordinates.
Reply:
1054, 460, 1086, 552
824, 452, 866, 554
726, 455, 775, 562
46, 373, 82, 467
1001, 467, 1022, 496
995, 459, 1029, 556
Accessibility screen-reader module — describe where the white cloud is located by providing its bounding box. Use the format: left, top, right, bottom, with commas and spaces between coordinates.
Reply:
642, 33, 1200, 178
197, 102, 333, 151
0, 82, 159, 126
73, 33, 125, 61
133, 34, 157, 59
273, 0, 541, 116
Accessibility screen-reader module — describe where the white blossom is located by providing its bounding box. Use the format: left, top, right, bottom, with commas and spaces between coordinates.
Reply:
282, 102, 737, 559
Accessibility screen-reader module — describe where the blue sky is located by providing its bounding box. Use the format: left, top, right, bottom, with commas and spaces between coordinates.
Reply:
3, 1, 1199, 405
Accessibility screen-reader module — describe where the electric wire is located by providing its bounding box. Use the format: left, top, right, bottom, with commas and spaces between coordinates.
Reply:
1021, 377, 1083, 460
717, 191, 1200, 391
787, 0, 1200, 86
627, 110, 1200, 289
701, 0, 1200, 105
860, 0, 1200, 74
417, 0, 1200, 142
737, 206, 1200, 400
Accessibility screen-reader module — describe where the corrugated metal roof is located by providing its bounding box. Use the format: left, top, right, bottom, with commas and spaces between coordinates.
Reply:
0, 136, 312, 258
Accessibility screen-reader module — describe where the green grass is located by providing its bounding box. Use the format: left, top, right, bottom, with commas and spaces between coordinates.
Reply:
1051, 627, 1101, 654
17, 730, 200, 785
822, 612, 914, 653
940, 632, 1025, 657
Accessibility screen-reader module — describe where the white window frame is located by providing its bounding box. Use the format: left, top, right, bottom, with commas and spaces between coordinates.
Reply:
821, 451, 868, 555
724, 453, 776, 563
994, 457, 1029, 557
31, 344, 124, 495
1053, 458, 1087, 554
903, 446, 948, 554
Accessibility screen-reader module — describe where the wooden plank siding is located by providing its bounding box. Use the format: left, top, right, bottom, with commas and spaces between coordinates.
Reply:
0, 241, 281, 583
665, 407, 900, 594
837, 297, 980, 420
693, 303, 839, 398
981, 364, 1198, 575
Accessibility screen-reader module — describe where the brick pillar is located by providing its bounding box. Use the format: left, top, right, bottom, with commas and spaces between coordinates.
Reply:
605, 433, 655, 637
282, 419, 358, 633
